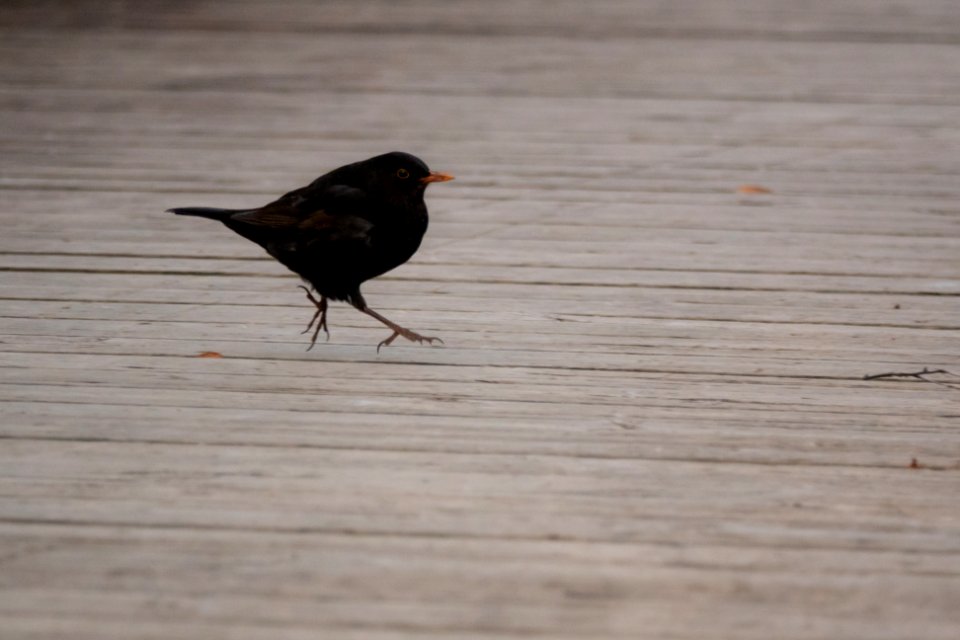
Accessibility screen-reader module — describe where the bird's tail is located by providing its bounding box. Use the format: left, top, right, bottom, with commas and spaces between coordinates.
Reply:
167, 207, 245, 221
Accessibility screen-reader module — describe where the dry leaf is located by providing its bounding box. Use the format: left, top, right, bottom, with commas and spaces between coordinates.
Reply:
196, 351, 224, 358
737, 184, 772, 194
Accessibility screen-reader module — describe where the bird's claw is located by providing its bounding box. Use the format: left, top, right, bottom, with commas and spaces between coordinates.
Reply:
302, 307, 329, 337
376, 329, 443, 353
298, 285, 328, 350
304, 317, 330, 351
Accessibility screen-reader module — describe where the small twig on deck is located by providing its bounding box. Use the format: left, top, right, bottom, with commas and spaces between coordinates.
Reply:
863, 368, 960, 390
863, 367, 948, 380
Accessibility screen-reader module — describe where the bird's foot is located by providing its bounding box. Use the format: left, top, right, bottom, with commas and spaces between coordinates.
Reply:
298, 285, 329, 350
356, 304, 442, 352
304, 312, 329, 351
377, 327, 443, 353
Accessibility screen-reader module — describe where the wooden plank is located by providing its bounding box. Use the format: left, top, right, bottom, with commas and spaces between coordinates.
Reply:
5, 0, 960, 40
2, 32, 960, 107
2, 438, 958, 540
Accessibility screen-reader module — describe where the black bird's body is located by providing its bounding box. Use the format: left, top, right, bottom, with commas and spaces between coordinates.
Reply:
169, 152, 454, 350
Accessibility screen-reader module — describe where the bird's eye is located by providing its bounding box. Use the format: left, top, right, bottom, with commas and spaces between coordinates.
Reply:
396, 168, 410, 179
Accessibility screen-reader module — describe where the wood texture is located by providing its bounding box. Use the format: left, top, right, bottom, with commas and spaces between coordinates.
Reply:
1, 1, 958, 638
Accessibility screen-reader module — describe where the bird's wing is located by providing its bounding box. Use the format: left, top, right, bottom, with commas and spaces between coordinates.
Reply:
217, 184, 375, 276
267, 210, 375, 281
225, 183, 369, 231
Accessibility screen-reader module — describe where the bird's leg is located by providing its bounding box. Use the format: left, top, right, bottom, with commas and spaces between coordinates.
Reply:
297, 285, 328, 350
355, 304, 443, 353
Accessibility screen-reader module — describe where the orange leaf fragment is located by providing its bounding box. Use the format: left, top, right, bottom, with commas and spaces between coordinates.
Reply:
737, 184, 772, 194
197, 351, 224, 358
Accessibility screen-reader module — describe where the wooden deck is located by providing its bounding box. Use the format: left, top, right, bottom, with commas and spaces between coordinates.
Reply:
2, 1, 959, 638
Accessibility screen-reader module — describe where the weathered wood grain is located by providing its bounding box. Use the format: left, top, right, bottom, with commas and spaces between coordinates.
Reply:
0, 1, 958, 639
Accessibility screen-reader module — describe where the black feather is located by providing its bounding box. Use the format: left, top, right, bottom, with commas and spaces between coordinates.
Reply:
166, 207, 246, 220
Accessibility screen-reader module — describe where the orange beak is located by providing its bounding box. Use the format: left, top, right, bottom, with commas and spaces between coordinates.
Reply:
421, 171, 455, 184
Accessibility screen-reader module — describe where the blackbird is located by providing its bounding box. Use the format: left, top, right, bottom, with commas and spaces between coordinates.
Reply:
168, 151, 454, 351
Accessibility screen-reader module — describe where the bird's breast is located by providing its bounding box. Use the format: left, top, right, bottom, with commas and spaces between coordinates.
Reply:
363, 209, 428, 276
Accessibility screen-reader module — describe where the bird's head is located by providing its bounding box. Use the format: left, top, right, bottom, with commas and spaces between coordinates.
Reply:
358, 151, 454, 203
